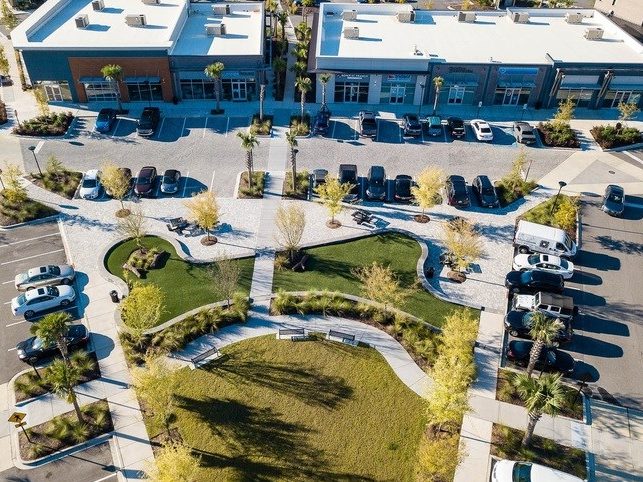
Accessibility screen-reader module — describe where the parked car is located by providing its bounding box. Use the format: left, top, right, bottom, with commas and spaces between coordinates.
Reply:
394, 175, 413, 202
11, 285, 76, 318
504, 310, 572, 344
513, 121, 537, 144
95, 108, 117, 133
602, 184, 625, 217
104, 167, 132, 198
492, 459, 583, 482
358, 111, 377, 137
446, 117, 465, 138
160, 169, 181, 195
79, 169, 101, 200
0, 74, 13, 86
514, 220, 577, 258
313, 108, 331, 136
513, 254, 574, 279
366, 165, 387, 201
14, 265, 76, 291
17, 324, 89, 363
427, 116, 442, 137
512, 291, 576, 320
471, 175, 499, 208
134, 166, 158, 197
505, 270, 564, 294
312, 168, 328, 189
445, 175, 470, 208
470, 119, 493, 142
402, 113, 422, 137
136, 107, 161, 136
338, 164, 359, 201
507, 340, 575, 375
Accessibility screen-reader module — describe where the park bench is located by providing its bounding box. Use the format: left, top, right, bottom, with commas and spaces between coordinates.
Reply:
352, 209, 374, 225
166, 217, 188, 233
291, 254, 309, 272
189, 346, 220, 369
277, 328, 309, 341
327, 329, 357, 346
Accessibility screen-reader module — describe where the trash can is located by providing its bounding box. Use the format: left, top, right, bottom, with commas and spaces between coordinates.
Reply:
426, 267, 435, 279
109, 290, 120, 303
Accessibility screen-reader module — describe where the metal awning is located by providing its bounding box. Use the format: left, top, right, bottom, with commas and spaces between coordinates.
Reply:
79, 76, 106, 83
607, 84, 643, 91
497, 80, 537, 88
124, 76, 161, 84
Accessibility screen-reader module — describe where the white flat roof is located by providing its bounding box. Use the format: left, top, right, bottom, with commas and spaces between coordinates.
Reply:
317, 5, 643, 67
12, 0, 187, 50
171, 3, 263, 57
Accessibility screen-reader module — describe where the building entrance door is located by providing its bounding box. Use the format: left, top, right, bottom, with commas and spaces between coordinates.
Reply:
389, 85, 405, 104
44, 84, 64, 102
448, 86, 465, 104
344, 84, 360, 103
231, 80, 247, 101
611, 90, 635, 107
503, 88, 521, 106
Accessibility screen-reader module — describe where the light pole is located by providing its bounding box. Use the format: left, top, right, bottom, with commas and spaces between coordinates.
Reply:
521, 103, 528, 120
524, 158, 533, 182
550, 180, 567, 217
0, 168, 4, 190
28, 145, 43, 177
14, 109, 21, 128
418, 83, 426, 117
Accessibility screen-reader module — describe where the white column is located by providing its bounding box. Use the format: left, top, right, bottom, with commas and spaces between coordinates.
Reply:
413, 75, 428, 106
368, 74, 382, 105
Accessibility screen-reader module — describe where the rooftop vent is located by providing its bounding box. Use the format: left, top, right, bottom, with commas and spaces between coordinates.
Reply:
125, 14, 147, 26
206, 23, 226, 36
91, 0, 104, 11
74, 14, 89, 28
213, 4, 230, 15
343, 26, 359, 39
565, 12, 584, 24
342, 10, 357, 21
397, 11, 415, 23
141, 0, 159, 4
458, 12, 476, 23
584, 27, 603, 40
510, 11, 529, 23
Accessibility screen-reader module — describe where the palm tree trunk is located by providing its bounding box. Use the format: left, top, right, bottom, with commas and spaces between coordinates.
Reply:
215, 79, 221, 112
71, 392, 85, 424
300, 91, 305, 121
115, 81, 123, 113
432, 88, 439, 115
522, 412, 541, 447
291, 150, 297, 191
57, 336, 70, 364
246, 152, 253, 190
527, 340, 544, 377
322, 85, 326, 108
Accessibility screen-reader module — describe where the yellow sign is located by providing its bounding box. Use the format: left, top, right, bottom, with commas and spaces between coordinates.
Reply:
7, 412, 26, 424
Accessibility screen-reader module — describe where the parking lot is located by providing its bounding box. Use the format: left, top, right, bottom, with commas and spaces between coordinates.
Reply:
0, 221, 79, 384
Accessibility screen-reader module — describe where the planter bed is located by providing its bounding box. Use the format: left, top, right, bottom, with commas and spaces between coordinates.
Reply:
238, 171, 265, 198
289, 114, 310, 137
249, 114, 273, 136
0, 194, 58, 227
13, 112, 74, 137
590, 124, 641, 149
537, 122, 580, 149
495, 180, 538, 207
518, 194, 578, 241
29, 170, 82, 200
282, 171, 310, 199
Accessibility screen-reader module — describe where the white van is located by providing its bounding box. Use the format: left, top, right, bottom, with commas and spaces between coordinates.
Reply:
514, 220, 577, 258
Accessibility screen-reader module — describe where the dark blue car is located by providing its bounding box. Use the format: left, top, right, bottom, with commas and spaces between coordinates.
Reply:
95, 108, 117, 133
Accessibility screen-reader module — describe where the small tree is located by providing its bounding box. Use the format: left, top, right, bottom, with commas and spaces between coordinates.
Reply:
275, 204, 306, 264
210, 255, 241, 306
285, 130, 298, 191
432, 76, 444, 115
411, 166, 445, 222
46, 354, 94, 424
514, 373, 565, 447
277, 12, 288, 40
0, 46, 9, 77
100, 64, 124, 113
30, 312, 73, 363
353, 262, 406, 315
266, 0, 278, 32
552, 98, 575, 127
184, 190, 220, 244
319, 73, 331, 108
117, 206, 147, 250
295, 76, 312, 122
145, 440, 201, 482
1, 163, 27, 203
1, 1, 18, 31
273, 57, 287, 96
101, 161, 131, 216
45, 155, 65, 183
236, 132, 259, 190
301, 0, 313, 25
442, 220, 484, 273
314, 177, 353, 228
526, 313, 564, 377
417, 432, 463, 482
120, 283, 166, 346
617, 101, 640, 124
33, 86, 49, 116
554, 196, 578, 231
204, 62, 225, 113
502, 147, 529, 195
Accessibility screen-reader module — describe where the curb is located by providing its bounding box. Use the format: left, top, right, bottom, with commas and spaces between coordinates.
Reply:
603, 140, 643, 152
0, 213, 60, 230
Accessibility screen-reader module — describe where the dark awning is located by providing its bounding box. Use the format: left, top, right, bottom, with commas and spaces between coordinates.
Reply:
79, 76, 106, 83
124, 76, 161, 84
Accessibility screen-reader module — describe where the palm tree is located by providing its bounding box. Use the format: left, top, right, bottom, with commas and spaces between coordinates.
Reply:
266, 0, 278, 33
286, 130, 298, 191
30, 312, 72, 363
301, 0, 313, 25
277, 12, 288, 40
295, 76, 312, 122
432, 76, 444, 115
273, 57, 287, 96
46, 353, 94, 424
319, 73, 331, 108
100, 64, 124, 113
514, 373, 565, 447
204, 62, 225, 113
526, 312, 564, 377
236, 132, 259, 189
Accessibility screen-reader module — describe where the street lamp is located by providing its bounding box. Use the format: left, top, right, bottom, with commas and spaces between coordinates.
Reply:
418, 83, 426, 117
550, 180, 567, 217
0, 168, 4, 190
27, 145, 43, 177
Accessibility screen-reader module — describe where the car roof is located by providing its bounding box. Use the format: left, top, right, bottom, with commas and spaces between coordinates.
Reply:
67, 324, 88, 336
163, 169, 178, 177
448, 175, 465, 183
339, 164, 357, 173
84, 169, 100, 179
537, 292, 574, 309
27, 266, 50, 277
24, 287, 49, 300
537, 254, 562, 264
395, 174, 412, 181
448, 116, 463, 122
369, 165, 385, 177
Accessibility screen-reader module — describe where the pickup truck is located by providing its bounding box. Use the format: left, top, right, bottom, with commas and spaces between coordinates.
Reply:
512, 291, 576, 320
358, 111, 377, 137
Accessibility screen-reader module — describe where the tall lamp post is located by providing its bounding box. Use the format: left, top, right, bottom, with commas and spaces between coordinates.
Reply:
0, 168, 4, 190
27, 145, 43, 177
550, 180, 567, 217
418, 83, 426, 117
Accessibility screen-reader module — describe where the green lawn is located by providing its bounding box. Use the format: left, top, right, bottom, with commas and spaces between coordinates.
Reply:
148, 335, 426, 481
105, 236, 254, 323
272, 232, 467, 327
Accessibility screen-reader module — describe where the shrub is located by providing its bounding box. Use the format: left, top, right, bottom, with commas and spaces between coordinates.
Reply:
239, 171, 265, 198
590, 124, 641, 149
538, 122, 579, 148
12, 112, 74, 137
290, 115, 310, 136
249, 116, 272, 135
0, 100, 7, 124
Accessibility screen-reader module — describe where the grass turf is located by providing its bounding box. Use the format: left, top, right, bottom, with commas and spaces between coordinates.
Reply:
105, 236, 254, 324
147, 335, 426, 481
272, 232, 468, 327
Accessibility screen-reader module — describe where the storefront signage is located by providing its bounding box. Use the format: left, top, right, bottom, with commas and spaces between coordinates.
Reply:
336, 74, 369, 81
386, 74, 413, 83
222, 71, 256, 81
498, 67, 539, 76
448, 67, 474, 74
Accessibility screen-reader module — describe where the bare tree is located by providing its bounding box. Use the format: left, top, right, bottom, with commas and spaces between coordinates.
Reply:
353, 262, 406, 315
275, 204, 306, 263
210, 255, 241, 306
117, 206, 147, 250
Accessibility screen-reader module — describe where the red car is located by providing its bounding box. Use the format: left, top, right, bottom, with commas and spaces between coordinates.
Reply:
134, 166, 157, 197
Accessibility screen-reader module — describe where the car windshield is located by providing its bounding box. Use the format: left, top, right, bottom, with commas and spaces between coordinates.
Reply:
32, 337, 52, 351
82, 178, 97, 188
608, 193, 623, 202
512, 462, 532, 482
163, 175, 176, 183
48, 265, 61, 275
16, 294, 26, 305
560, 259, 569, 269
480, 127, 492, 133
564, 234, 573, 250
46, 286, 59, 297
97, 112, 109, 121
527, 254, 541, 265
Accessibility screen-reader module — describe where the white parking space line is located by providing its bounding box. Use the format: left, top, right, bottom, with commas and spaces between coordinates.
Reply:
110, 119, 121, 139
6, 320, 26, 328
209, 170, 216, 192
182, 170, 190, 197
2, 279, 15, 284
155, 117, 166, 139
354, 119, 358, 140
181, 116, 187, 137
225, 117, 230, 137
623, 150, 643, 165
0, 232, 58, 247
3, 300, 12, 305
91, 473, 118, 482
398, 124, 402, 143
34, 140, 44, 154
7, 347, 17, 352
202, 117, 208, 138
331, 120, 337, 139
0, 248, 64, 265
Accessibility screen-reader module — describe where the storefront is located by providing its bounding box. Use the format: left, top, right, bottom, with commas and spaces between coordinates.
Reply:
379, 74, 417, 104
80, 77, 118, 102
556, 75, 601, 108
601, 76, 643, 108
35, 81, 73, 102
178, 70, 257, 101
493, 67, 538, 106
125, 77, 163, 102
441, 72, 479, 106
334, 74, 369, 103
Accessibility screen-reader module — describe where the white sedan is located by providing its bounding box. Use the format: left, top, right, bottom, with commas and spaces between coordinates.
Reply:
492, 460, 583, 482
513, 253, 574, 279
11, 285, 76, 318
470, 119, 494, 142
79, 169, 101, 199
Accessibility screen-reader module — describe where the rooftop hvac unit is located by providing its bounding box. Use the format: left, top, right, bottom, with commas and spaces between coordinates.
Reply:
565, 12, 584, 24
458, 11, 476, 23
206, 23, 226, 36
584, 27, 604, 40
342, 10, 357, 21
510, 12, 529, 23
141, 0, 160, 4
213, 4, 230, 15
125, 14, 147, 26
397, 11, 415, 23
343, 26, 359, 39
91, 0, 104, 11
74, 14, 89, 28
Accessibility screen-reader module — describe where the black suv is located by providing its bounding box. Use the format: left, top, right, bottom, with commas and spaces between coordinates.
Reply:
137, 107, 161, 136
17, 324, 89, 363
505, 270, 564, 294
338, 164, 359, 202
402, 114, 422, 137
134, 166, 158, 197
366, 165, 386, 201
472, 175, 499, 208
445, 175, 470, 208
447, 117, 465, 138
504, 310, 572, 344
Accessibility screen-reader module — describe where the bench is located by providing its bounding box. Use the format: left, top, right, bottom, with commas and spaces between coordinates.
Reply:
122, 263, 141, 278
352, 210, 374, 225
327, 329, 356, 345
291, 254, 309, 272
189, 346, 220, 369
277, 328, 306, 340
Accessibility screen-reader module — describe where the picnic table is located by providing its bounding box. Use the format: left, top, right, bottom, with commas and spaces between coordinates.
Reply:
167, 217, 189, 232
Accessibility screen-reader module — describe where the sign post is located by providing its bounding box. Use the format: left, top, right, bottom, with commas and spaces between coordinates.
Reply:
7, 412, 32, 444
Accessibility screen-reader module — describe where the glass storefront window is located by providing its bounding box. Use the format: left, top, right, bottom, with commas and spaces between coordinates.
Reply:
37, 81, 72, 102
84, 82, 117, 101
494, 88, 531, 106
602, 90, 642, 108
126, 82, 163, 102
556, 88, 595, 107
380, 82, 416, 104
334, 81, 368, 103
181, 78, 255, 101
